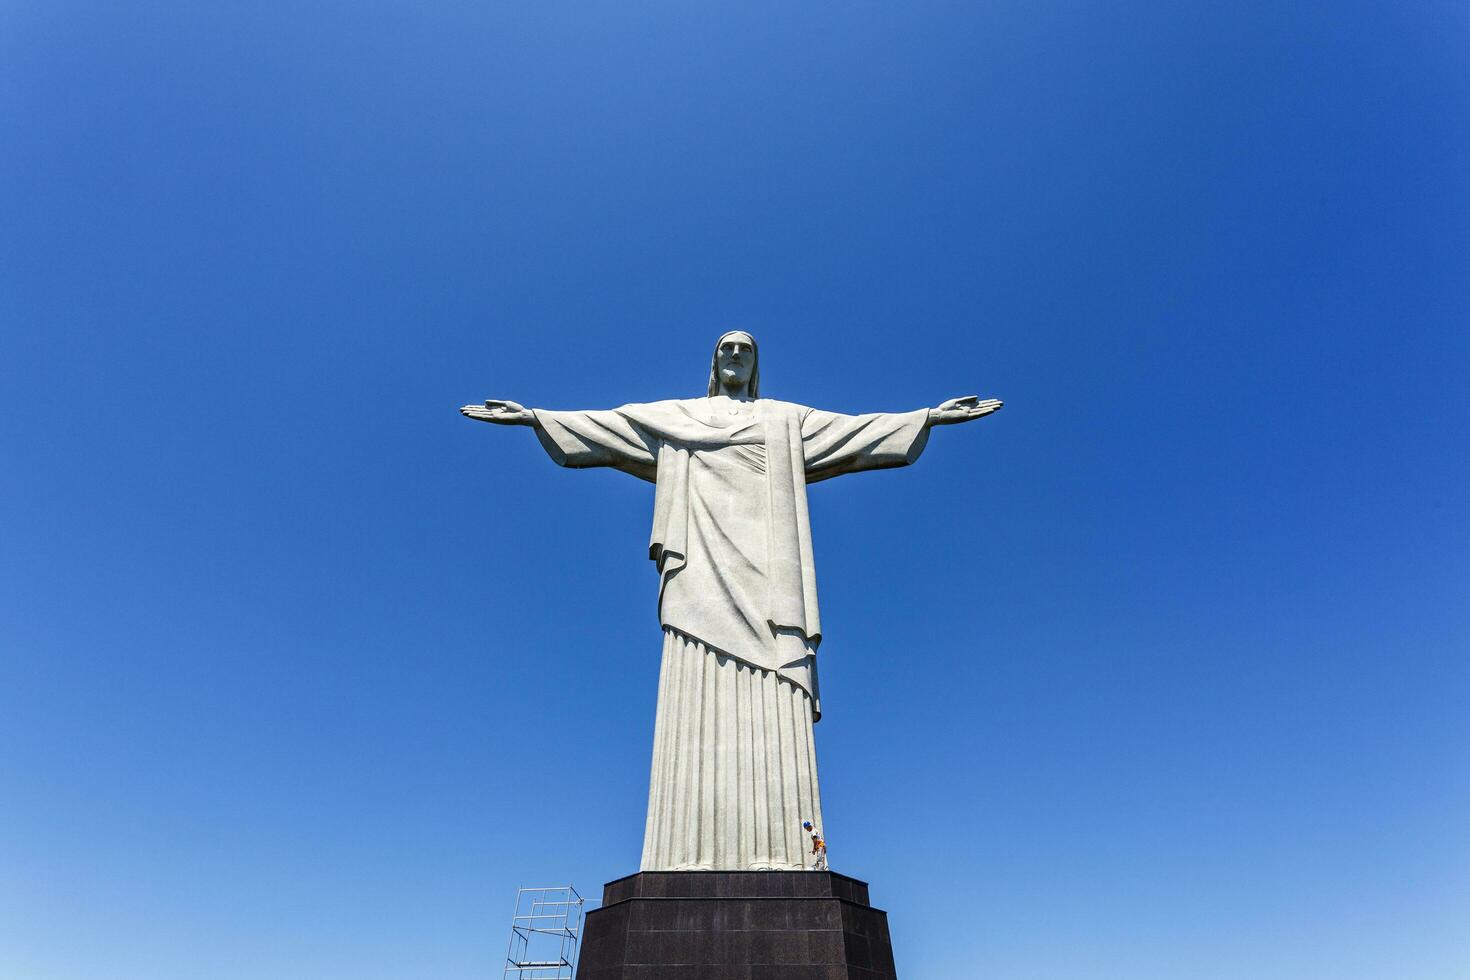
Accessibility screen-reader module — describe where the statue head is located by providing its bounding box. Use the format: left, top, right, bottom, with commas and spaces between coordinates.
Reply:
707, 330, 760, 398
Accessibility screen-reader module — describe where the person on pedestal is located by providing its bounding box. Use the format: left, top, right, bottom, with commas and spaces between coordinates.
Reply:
805, 820, 829, 871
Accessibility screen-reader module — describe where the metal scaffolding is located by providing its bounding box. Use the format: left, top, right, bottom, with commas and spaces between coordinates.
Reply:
501, 885, 587, 980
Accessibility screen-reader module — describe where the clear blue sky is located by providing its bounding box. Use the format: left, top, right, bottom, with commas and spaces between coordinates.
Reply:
3, 2, 1467, 978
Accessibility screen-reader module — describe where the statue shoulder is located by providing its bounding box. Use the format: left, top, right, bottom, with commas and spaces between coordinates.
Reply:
615, 398, 687, 416
598, 398, 702, 432
756, 398, 811, 417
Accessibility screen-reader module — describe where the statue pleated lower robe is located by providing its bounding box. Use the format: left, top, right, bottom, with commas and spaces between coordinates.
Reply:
532, 397, 931, 870
643, 631, 823, 870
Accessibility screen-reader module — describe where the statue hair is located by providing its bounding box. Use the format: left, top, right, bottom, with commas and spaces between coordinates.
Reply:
706, 331, 760, 398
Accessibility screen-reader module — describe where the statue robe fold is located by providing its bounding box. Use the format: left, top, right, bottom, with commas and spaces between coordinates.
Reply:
533, 397, 930, 870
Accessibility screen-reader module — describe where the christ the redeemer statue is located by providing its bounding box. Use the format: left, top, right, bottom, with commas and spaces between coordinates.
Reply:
461, 332, 1001, 871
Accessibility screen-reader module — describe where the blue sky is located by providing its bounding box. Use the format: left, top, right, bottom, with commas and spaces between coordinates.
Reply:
2, 1, 1467, 977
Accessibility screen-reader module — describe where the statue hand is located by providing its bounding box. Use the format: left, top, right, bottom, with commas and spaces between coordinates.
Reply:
929, 395, 1003, 425
460, 399, 535, 425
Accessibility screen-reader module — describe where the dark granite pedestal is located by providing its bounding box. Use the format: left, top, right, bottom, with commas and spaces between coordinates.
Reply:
575, 871, 898, 980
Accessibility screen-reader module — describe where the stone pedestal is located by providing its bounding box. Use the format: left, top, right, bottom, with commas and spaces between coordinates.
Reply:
574, 870, 898, 980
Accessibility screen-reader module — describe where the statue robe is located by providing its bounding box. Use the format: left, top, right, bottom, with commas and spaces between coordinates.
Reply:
533, 397, 930, 870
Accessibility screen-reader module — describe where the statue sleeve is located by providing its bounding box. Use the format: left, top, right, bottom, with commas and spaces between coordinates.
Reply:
532, 406, 661, 483
799, 407, 931, 484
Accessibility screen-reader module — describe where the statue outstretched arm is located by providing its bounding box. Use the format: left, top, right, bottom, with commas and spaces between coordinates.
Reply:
461, 398, 660, 482
800, 394, 1002, 483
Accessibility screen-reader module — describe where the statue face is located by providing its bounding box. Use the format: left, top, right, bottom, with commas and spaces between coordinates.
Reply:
715, 333, 756, 393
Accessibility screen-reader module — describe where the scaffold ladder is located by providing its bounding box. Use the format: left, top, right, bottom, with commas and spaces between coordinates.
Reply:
502, 885, 586, 980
